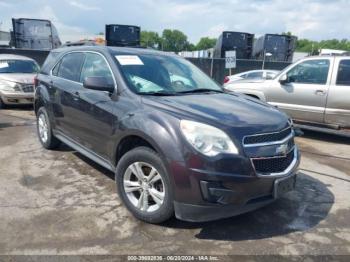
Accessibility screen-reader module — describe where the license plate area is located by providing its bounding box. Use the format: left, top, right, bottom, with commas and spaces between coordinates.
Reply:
274, 175, 296, 199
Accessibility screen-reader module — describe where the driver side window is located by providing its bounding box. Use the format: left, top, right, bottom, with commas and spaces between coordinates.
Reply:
286, 59, 330, 85
80, 53, 114, 85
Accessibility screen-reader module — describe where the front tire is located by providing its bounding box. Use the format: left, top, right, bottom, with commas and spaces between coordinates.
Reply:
36, 107, 60, 149
116, 147, 174, 224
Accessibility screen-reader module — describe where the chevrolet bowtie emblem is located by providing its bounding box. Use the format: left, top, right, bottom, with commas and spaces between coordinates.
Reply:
276, 143, 288, 155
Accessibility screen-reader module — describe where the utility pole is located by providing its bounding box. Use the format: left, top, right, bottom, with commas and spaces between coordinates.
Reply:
262, 49, 272, 69
262, 49, 266, 70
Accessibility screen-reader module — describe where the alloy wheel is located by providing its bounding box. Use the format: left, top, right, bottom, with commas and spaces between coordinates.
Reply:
38, 113, 49, 143
123, 162, 165, 212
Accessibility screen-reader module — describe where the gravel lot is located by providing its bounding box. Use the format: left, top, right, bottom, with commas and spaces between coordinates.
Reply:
0, 107, 349, 256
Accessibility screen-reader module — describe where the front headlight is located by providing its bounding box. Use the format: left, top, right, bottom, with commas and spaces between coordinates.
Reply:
0, 80, 20, 92
180, 120, 238, 156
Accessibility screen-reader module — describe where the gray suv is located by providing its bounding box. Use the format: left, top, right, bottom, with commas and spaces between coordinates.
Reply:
34, 46, 299, 223
224, 56, 350, 135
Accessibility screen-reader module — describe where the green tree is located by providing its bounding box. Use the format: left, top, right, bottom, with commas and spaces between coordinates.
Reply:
161, 29, 191, 52
196, 37, 217, 50
187, 43, 196, 51
292, 35, 350, 53
296, 39, 317, 52
140, 31, 161, 49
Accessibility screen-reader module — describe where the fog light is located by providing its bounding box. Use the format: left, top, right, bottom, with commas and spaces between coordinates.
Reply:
200, 180, 236, 204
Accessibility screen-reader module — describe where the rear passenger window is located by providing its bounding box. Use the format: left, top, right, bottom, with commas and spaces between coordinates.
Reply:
266, 72, 276, 79
336, 60, 350, 86
80, 53, 114, 84
58, 53, 85, 82
41, 52, 60, 75
247, 72, 263, 79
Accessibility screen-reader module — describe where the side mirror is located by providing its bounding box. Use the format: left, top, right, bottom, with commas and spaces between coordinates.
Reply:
83, 76, 115, 93
279, 74, 288, 84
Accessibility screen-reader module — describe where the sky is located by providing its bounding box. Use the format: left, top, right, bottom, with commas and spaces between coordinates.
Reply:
0, 0, 349, 44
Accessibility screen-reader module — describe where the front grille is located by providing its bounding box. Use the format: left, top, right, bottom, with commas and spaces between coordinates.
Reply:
21, 85, 34, 93
244, 127, 292, 145
252, 149, 295, 175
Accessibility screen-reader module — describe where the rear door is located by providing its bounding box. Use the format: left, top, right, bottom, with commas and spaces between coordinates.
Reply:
51, 52, 86, 142
324, 58, 350, 127
267, 58, 332, 123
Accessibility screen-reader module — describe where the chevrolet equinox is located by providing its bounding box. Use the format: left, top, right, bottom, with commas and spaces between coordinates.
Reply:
34, 46, 300, 223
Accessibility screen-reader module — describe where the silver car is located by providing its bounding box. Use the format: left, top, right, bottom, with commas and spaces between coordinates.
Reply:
0, 54, 39, 108
224, 69, 279, 84
224, 56, 350, 135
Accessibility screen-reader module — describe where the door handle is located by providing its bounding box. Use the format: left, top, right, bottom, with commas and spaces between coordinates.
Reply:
315, 90, 326, 96
73, 91, 80, 101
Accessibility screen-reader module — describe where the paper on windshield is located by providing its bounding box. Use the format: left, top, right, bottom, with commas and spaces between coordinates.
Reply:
0, 62, 9, 69
115, 55, 144, 65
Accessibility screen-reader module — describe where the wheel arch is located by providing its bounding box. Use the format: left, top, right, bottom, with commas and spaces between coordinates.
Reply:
34, 85, 51, 115
114, 134, 158, 166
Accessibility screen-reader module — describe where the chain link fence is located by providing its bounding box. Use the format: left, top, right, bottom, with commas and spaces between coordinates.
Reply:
0, 49, 292, 85
187, 58, 291, 84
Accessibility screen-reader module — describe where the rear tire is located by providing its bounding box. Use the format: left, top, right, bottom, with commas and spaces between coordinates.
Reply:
116, 147, 174, 224
36, 107, 60, 149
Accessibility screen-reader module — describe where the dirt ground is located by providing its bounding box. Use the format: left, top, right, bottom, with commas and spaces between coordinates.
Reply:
0, 107, 349, 256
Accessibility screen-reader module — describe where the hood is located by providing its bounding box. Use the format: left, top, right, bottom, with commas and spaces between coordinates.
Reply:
142, 93, 289, 138
0, 73, 36, 84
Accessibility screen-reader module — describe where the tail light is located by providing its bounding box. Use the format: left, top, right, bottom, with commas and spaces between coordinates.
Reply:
223, 76, 230, 84
34, 76, 38, 88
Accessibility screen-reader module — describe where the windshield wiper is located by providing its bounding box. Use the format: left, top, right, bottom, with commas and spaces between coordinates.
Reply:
139, 91, 177, 96
177, 88, 224, 94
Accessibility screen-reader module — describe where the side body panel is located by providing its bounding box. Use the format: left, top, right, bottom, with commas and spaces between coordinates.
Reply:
265, 57, 333, 123
324, 57, 350, 127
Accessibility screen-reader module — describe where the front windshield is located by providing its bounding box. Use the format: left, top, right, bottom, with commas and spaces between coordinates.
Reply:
114, 53, 223, 95
0, 59, 39, 74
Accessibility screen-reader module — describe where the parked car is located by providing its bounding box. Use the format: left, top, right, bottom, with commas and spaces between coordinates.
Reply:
34, 46, 300, 223
223, 56, 350, 136
224, 70, 279, 84
0, 54, 39, 108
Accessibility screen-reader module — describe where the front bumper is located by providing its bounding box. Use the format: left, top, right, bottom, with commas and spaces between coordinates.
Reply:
172, 147, 300, 222
174, 197, 275, 222
0, 91, 34, 105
